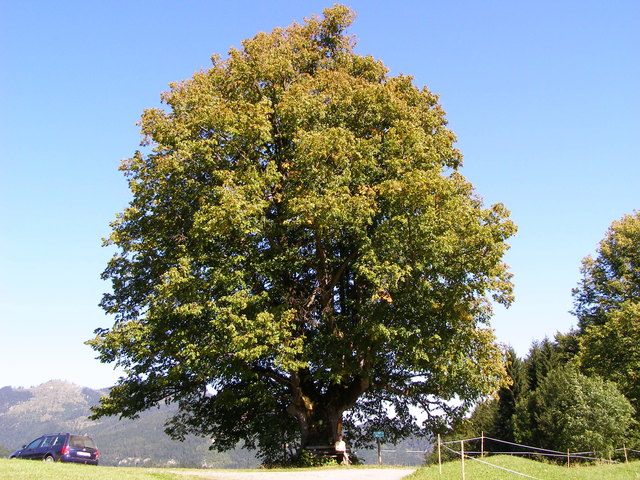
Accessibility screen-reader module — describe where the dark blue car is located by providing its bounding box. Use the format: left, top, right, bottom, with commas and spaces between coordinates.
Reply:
9, 433, 99, 465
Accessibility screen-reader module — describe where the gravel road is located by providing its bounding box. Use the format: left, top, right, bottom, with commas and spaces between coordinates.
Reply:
168, 467, 417, 480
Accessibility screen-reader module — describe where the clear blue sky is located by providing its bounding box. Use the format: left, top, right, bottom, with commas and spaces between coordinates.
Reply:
1, 1, 638, 389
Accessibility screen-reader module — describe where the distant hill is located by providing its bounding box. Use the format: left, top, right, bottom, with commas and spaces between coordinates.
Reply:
0, 380, 428, 467
0, 381, 256, 467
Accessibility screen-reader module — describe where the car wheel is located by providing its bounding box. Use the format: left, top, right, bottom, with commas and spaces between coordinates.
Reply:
43, 455, 55, 463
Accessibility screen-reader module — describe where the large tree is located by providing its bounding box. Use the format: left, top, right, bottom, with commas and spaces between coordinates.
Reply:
89, 5, 516, 461
572, 211, 640, 332
572, 211, 640, 420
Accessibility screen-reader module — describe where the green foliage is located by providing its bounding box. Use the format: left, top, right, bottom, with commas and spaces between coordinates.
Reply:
446, 346, 528, 453
554, 329, 582, 363
577, 301, 640, 420
292, 449, 339, 467
90, 4, 516, 459
573, 211, 640, 332
513, 365, 635, 458
492, 347, 528, 446
524, 338, 563, 392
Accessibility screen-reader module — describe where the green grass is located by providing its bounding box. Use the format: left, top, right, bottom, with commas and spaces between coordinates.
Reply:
408, 456, 640, 480
4, 456, 637, 480
0, 458, 185, 480
407, 455, 640, 480
0, 458, 415, 479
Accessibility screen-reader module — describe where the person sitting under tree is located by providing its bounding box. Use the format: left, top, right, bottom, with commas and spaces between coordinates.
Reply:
334, 435, 350, 465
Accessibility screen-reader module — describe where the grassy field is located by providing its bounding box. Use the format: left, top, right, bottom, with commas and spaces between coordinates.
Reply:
0, 458, 186, 480
2, 456, 639, 480
408, 456, 640, 480
0, 459, 412, 479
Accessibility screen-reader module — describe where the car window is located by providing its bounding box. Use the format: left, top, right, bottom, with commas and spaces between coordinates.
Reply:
26, 437, 44, 449
69, 435, 96, 449
41, 436, 56, 447
52, 435, 66, 446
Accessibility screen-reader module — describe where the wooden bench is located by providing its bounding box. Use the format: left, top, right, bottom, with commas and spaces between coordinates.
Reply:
305, 445, 352, 463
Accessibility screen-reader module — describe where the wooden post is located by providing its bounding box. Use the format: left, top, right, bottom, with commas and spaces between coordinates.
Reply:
461, 440, 466, 480
481, 431, 484, 457
438, 434, 442, 475
623, 444, 628, 464
567, 449, 570, 468
377, 437, 382, 465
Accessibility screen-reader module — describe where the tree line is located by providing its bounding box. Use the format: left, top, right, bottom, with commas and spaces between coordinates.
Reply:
451, 211, 640, 460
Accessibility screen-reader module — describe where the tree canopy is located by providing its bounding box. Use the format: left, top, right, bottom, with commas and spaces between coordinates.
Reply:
89, 5, 516, 462
572, 211, 640, 419
573, 211, 640, 332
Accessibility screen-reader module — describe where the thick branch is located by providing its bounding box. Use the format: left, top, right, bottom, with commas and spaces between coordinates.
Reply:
250, 363, 291, 388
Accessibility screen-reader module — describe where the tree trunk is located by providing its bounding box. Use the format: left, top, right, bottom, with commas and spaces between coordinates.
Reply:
287, 370, 370, 449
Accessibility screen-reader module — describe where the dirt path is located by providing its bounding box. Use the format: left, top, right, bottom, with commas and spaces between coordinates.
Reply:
168, 467, 417, 480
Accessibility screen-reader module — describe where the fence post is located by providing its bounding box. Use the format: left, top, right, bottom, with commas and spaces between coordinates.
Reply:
623, 444, 628, 464
567, 449, 570, 468
461, 440, 466, 480
481, 431, 484, 457
437, 434, 442, 474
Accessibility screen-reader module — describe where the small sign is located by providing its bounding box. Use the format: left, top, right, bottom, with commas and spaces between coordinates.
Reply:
373, 431, 384, 438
